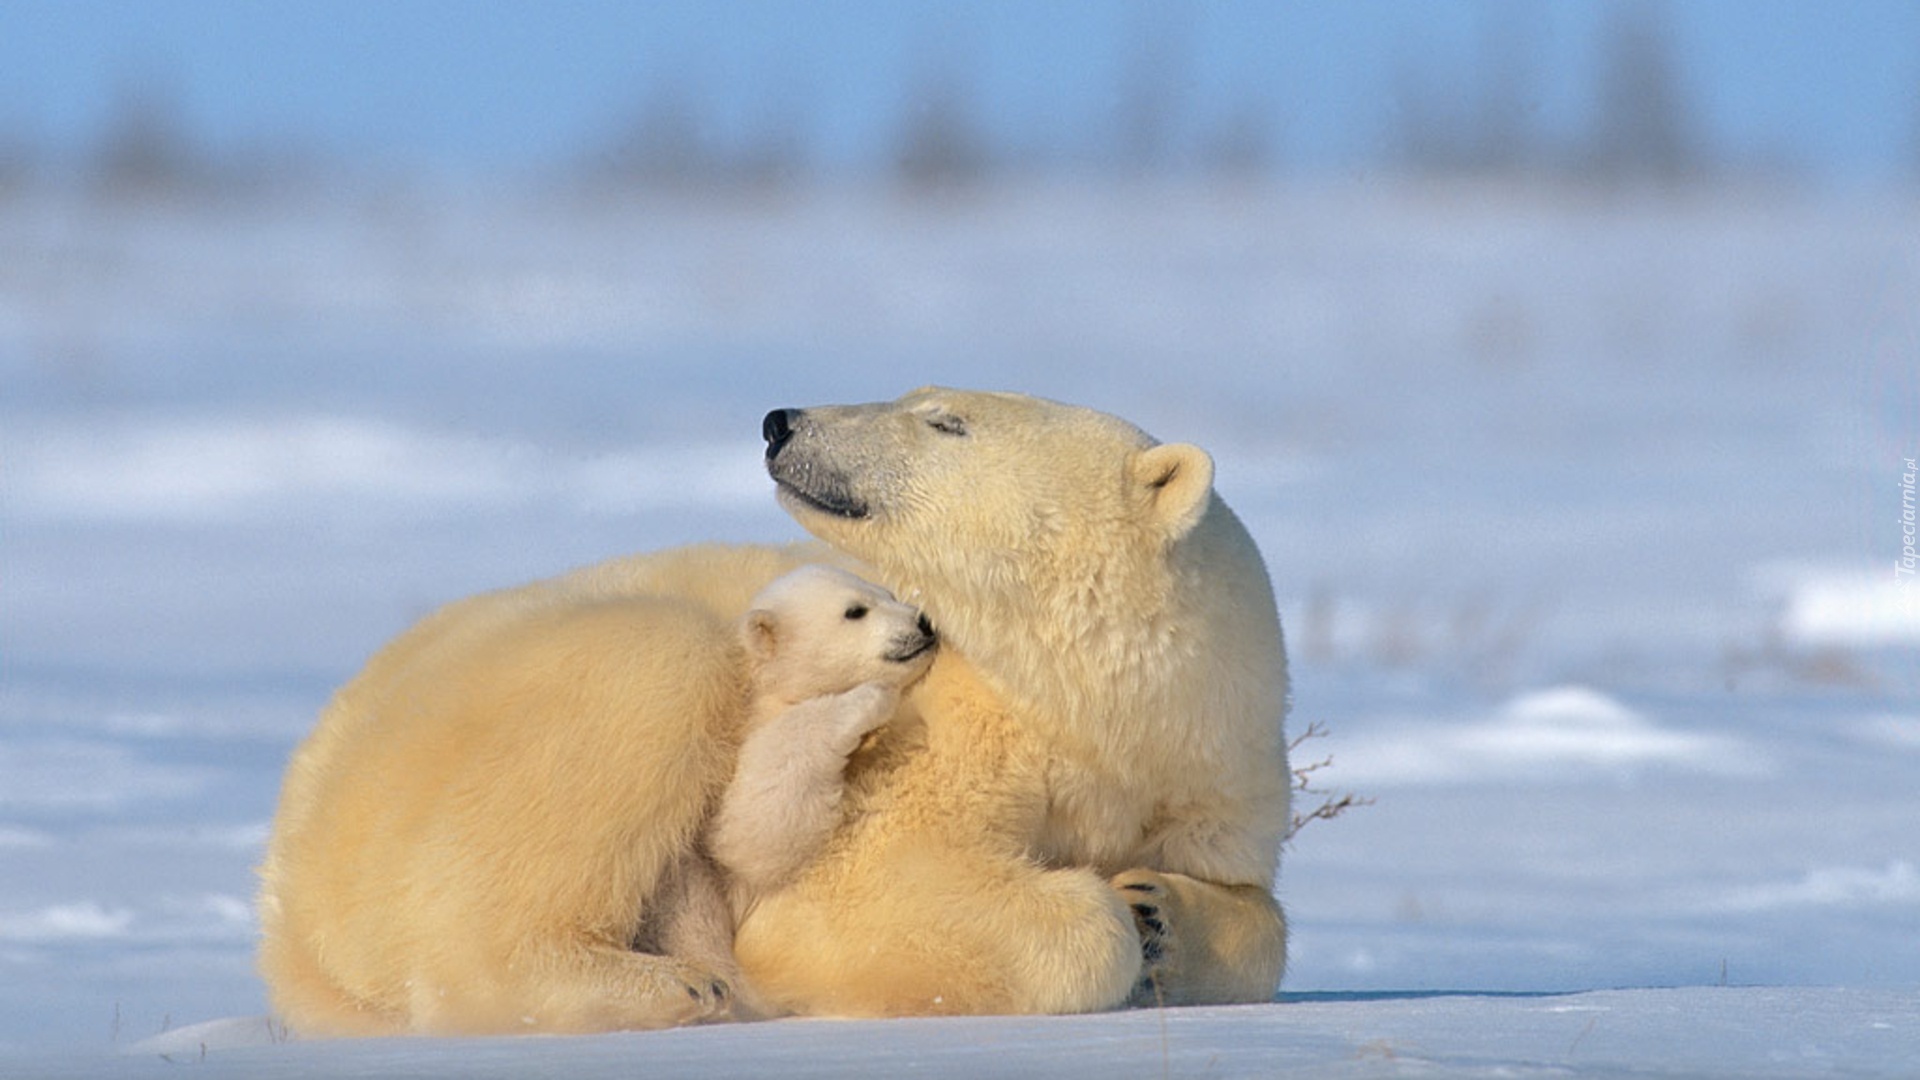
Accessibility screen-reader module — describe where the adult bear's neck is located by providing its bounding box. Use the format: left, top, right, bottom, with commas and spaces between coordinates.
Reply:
887, 560, 1195, 758
879, 500, 1284, 764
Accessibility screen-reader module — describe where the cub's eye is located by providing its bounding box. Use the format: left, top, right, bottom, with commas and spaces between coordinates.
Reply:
925, 413, 968, 437
844, 604, 870, 621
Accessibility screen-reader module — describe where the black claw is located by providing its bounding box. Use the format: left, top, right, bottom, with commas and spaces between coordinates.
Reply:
1142, 939, 1166, 965
1141, 917, 1166, 936
1119, 882, 1159, 894
1130, 974, 1161, 1004
711, 980, 730, 1002
685, 985, 702, 1002
1131, 904, 1159, 920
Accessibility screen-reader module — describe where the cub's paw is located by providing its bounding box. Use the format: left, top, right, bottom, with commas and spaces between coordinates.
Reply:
834, 683, 899, 722
825, 684, 900, 748
1111, 868, 1172, 1006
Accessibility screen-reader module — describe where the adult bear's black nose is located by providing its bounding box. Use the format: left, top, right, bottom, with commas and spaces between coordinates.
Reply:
763, 409, 799, 461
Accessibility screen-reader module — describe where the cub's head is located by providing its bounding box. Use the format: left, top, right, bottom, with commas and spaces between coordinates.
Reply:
740, 564, 938, 703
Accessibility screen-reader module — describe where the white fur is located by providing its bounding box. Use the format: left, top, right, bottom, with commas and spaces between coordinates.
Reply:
742, 387, 1291, 1014
258, 388, 1291, 1033
711, 567, 934, 908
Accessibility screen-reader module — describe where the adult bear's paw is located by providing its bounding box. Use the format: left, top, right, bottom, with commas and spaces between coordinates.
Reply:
600, 952, 738, 1029
619, 956, 736, 1029
680, 967, 734, 1017
1110, 868, 1174, 1007
1107, 867, 1289, 1008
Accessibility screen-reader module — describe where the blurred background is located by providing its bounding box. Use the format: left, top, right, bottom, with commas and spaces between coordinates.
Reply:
1, 0, 1917, 1053
4, 0, 1920, 190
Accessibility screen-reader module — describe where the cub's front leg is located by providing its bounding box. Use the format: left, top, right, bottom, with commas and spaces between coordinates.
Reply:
710, 684, 899, 894
1111, 868, 1287, 1007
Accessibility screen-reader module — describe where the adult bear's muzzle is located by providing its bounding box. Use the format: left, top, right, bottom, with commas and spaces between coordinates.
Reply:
762, 407, 870, 520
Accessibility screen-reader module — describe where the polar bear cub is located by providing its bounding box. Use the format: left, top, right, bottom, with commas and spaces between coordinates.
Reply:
648, 564, 938, 1004
712, 565, 937, 896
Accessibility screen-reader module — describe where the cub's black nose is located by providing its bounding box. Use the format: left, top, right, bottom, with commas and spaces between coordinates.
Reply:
763, 409, 798, 460
917, 613, 935, 639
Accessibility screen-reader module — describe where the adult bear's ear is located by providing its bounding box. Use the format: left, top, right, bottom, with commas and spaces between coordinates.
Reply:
741, 609, 780, 661
1132, 442, 1214, 542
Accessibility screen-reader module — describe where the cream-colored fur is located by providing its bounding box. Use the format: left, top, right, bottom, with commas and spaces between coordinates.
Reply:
256, 557, 935, 1036
258, 387, 1289, 1033
740, 388, 1291, 1014
257, 590, 744, 1036
257, 545, 819, 1036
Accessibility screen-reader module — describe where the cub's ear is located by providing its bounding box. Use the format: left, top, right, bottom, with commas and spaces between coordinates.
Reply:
741, 609, 780, 661
1132, 442, 1214, 541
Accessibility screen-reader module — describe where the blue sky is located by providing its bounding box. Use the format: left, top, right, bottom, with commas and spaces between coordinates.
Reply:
1, 0, 1916, 181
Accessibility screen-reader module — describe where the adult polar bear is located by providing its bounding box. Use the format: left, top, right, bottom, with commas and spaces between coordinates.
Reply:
739, 387, 1291, 1016
257, 387, 1289, 1032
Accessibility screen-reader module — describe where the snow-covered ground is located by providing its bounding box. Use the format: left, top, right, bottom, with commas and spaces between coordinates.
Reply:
58, 988, 1920, 1078
1, 180, 1916, 1074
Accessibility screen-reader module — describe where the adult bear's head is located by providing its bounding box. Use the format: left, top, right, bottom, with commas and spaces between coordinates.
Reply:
760, 388, 1273, 705
765, 387, 1212, 571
